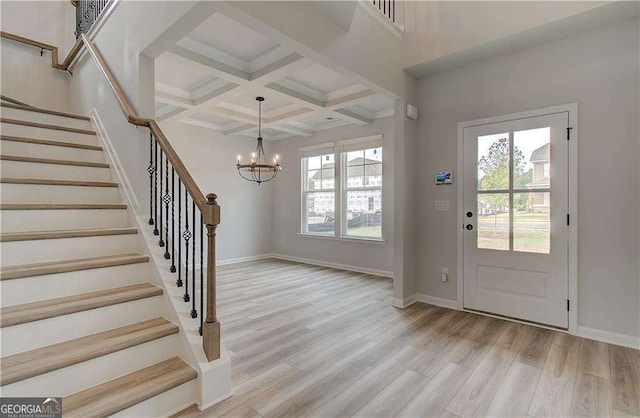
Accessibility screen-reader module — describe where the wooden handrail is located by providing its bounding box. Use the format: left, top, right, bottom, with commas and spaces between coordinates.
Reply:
1, 30, 221, 361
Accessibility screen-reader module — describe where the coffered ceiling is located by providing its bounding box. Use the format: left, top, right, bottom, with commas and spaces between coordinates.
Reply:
154, 12, 394, 140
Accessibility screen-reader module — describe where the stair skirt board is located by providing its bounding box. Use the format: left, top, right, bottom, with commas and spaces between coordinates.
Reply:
1, 233, 140, 265
1, 335, 180, 398
0, 208, 131, 233
1, 297, 164, 357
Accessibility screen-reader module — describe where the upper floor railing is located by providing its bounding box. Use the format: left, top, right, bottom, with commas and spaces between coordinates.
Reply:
373, 0, 396, 23
0, 29, 222, 362
72, 0, 111, 40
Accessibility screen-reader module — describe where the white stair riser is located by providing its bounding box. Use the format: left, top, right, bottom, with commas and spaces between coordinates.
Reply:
0, 123, 98, 145
1, 297, 164, 356
113, 379, 196, 418
1, 140, 105, 163
1, 161, 112, 182
2, 234, 140, 265
0, 335, 179, 398
0, 184, 121, 204
0, 209, 131, 233
1, 107, 92, 130
1, 263, 151, 305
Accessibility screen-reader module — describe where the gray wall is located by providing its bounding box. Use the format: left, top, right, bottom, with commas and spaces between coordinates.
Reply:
271, 117, 395, 274
415, 19, 639, 338
161, 121, 273, 263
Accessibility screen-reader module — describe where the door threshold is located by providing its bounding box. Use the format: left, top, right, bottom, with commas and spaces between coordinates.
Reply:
463, 307, 568, 332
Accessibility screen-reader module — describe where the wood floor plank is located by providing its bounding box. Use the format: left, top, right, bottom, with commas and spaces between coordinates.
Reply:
262, 360, 371, 418
445, 323, 531, 417
245, 339, 377, 416
528, 340, 580, 417
570, 372, 613, 417
484, 361, 541, 417
609, 344, 640, 416
312, 345, 424, 417
579, 337, 611, 378
397, 362, 472, 417
515, 326, 555, 369
352, 370, 430, 418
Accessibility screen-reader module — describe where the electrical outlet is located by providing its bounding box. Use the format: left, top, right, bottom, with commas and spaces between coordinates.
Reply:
441, 268, 449, 283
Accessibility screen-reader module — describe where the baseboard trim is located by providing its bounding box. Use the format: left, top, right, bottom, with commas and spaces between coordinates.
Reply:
270, 253, 393, 278
578, 326, 640, 350
217, 254, 273, 266
89, 109, 140, 213
416, 294, 460, 310
391, 295, 417, 309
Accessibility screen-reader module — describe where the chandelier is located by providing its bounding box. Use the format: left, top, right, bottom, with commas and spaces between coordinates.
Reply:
236, 97, 282, 185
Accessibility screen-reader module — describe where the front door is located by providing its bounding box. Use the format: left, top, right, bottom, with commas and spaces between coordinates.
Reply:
462, 111, 569, 328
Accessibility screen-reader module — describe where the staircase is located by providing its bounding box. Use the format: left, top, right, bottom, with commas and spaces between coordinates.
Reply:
0, 100, 198, 416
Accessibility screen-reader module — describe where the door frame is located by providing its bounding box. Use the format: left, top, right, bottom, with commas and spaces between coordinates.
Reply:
456, 104, 578, 334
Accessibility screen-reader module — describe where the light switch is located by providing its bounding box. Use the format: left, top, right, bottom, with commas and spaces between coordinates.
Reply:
434, 200, 450, 211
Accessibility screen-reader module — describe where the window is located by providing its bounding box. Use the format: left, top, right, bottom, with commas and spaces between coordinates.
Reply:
302, 148, 335, 235
343, 146, 382, 238
301, 136, 383, 240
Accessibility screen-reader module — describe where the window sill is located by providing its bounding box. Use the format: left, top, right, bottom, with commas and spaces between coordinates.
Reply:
297, 233, 386, 245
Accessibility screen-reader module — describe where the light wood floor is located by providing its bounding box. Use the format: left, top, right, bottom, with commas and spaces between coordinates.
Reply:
176, 259, 640, 418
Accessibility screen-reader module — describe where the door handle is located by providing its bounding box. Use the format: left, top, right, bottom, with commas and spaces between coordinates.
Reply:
466, 224, 473, 230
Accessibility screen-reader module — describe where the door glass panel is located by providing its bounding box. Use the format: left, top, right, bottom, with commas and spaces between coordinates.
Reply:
513, 127, 550, 189
478, 193, 510, 251
478, 133, 510, 191
514, 192, 550, 254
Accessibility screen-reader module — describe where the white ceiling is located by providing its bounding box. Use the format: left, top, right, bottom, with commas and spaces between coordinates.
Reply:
154, 11, 394, 140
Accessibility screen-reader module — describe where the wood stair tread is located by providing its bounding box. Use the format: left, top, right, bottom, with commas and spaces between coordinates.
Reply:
0, 203, 127, 210
0, 178, 117, 187
0, 227, 138, 242
63, 357, 197, 418
0, 317, 178, 386
1, 118, 96, 135
0, 252, 148, 279
0, 252, 149, 280
1, 102, 91, 121
1, 135, 103, 150
1, 95, 33, 107
0, 283, 163, 328
0, 155, 109, 168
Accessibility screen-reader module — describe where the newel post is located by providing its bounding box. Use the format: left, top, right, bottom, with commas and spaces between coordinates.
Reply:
202, 193, 221, 361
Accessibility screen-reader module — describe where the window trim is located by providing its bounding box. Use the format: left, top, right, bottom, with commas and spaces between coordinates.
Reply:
300, 135, 384, 241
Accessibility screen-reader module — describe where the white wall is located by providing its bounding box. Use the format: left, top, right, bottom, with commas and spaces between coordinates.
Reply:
271, 117, 395, 275
68, 1, 197, 212
0, 1, 74, 110
160, 121, 272, 263
415, 19, 640, 339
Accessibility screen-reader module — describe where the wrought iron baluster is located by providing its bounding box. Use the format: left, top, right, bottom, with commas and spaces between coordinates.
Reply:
177, 180, 183, 287
170, 168, 176, 272
183, 192, 190, 302
158, 151, 165, 247
163, 157, 170, 258
147, 133, 154, 226
191, 201, 197, 318
199, 214, 204, 336
153, 140, 159, 236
